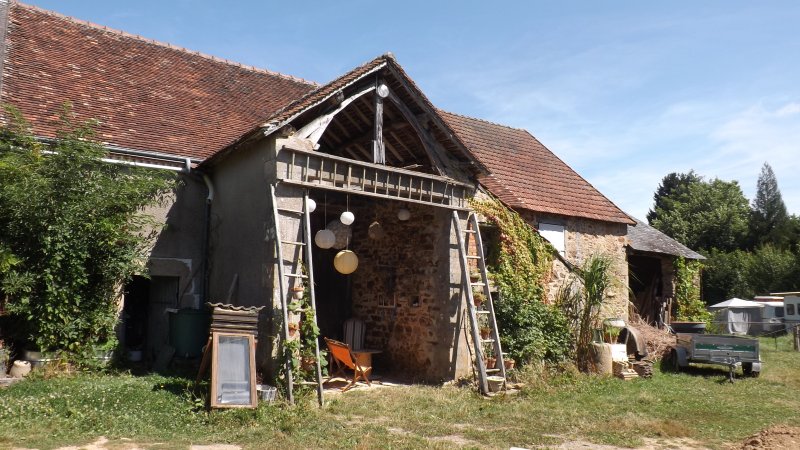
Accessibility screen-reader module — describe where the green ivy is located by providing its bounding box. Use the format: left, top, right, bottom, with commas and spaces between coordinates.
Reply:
470, 197, 573, 364
0, 104, 176, 356
674, 256, 711, 323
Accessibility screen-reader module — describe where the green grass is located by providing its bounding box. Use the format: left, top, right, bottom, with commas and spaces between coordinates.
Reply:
2, 336, 800, 449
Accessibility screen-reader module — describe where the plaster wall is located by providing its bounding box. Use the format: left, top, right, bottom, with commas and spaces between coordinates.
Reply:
145, 173, 207, 308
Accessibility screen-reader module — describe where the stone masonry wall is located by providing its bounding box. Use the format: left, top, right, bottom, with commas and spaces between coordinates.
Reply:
347, 200, 465, 381
520, 212, 630, 321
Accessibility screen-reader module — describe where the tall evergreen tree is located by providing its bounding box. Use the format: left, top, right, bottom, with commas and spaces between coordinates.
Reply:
750, 163, 790, 248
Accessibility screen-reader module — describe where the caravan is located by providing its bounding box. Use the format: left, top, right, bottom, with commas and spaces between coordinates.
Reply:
753, 296, 785, 334
781, 296, 800, 333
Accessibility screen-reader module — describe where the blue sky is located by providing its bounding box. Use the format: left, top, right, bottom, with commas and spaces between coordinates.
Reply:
28, 1, 800, 220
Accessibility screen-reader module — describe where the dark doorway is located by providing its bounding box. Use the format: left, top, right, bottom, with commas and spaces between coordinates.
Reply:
123, 275, 180, 362
628, 254, 663, 324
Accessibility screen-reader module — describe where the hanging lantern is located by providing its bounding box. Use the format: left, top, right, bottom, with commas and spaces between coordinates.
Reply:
340, 210, 355, 225
314, 229, 336, 249
306, 198, 317, 213
397, 208, 411, 221
334, 250, 359, 274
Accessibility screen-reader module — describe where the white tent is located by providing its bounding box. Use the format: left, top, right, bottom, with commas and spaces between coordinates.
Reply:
709, 298, 765, 309
710, 298, 764, 335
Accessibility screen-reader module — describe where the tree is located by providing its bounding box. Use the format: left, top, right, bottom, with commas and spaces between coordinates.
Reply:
647, 171, 702, 224
0, 105, 175, 354
749, 163, 791, 248
650, 176, 750, 252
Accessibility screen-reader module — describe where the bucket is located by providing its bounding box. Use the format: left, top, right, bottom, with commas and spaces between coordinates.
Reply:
169, 308, 210, 358
9, 360, 31, 378
487, 376, 505, 393
257, 384, 277, 403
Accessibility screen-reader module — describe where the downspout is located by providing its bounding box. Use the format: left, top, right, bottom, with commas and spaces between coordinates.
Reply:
201, 172, 215, 304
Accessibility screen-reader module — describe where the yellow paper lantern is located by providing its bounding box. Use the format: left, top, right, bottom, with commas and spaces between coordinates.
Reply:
333, 250, 359, 274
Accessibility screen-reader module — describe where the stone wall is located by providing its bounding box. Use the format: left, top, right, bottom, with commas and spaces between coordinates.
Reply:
347, 200, 470, 381
520, 211, 630, 321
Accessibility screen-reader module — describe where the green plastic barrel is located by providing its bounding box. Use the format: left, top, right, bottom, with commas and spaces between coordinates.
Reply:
169, 308, 210, 358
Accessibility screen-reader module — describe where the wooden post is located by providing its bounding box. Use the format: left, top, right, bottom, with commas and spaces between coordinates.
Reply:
373, 81, 388, 164
794, 325, 800, 351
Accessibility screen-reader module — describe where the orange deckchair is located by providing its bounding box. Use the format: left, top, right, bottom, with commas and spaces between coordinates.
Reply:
324, 337, 371, 391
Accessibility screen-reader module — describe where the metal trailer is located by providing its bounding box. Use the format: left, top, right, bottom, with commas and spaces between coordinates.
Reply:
669, 333, 761, 382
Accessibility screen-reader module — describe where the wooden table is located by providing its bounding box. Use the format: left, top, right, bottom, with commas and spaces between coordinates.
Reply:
352, 349, 381, 369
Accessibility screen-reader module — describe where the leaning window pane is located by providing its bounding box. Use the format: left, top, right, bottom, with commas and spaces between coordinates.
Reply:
215, 335, 251, 405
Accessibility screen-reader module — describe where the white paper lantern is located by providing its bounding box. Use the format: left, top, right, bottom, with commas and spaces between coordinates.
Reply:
340, 210, 355, 225
397, 208, 411, 221
306, 198, 317, 213
314, 229, 335, 249
333, 250, 359, 274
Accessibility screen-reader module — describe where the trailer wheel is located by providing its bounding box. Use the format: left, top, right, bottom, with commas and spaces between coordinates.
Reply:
667, 348, 681, 372
743, 363, 760, 378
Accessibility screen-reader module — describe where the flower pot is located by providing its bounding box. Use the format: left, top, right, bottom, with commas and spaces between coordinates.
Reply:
290, 287, 305, 300
301, 357, 316, 372
487, 376, 504, 392
23, 350, 57, 368
9, 360, 31, 378
504, 359, 515, 370
670, 321, 706, 334
485, 357, 496, 369
480, 328, 491, 340
470, 273, 481, 282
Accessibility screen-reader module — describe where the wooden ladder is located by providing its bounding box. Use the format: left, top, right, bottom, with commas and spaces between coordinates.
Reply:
453, 211, 507, 395
270, 185, 324, 406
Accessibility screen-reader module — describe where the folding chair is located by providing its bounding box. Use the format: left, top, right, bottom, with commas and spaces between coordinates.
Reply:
324, 337, 371, 392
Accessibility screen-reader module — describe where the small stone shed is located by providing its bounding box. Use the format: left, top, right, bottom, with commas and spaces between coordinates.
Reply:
626, 217, 705, 326
0, 1, 637, 382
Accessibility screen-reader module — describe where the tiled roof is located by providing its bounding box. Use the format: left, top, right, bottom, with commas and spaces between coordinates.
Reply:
627, 217, 705, 259
440, 111, 634, 224
2, 2, 632, 225
1, 2, 316, 160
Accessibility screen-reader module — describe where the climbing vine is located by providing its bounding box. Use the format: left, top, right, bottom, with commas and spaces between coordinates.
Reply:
470, 197, 572, 364
674, 257, 710, 322
279, 280, 327, 395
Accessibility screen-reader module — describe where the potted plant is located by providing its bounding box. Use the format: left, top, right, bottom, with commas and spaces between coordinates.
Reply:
483, 348, 496, 369
290, 284, 305, 300
473, 291, 486, 307
469, 270, 482, 283
480, 326, 491, 340
504, 358, 515, 370
288, 321, 300, 337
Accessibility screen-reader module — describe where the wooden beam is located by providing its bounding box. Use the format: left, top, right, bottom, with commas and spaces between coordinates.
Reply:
294, 85, 375, 146
386, 91, 447, 175
373, 82, 387, 164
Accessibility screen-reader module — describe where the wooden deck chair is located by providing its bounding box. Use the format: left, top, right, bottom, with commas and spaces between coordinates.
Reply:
324, 337, 371, 392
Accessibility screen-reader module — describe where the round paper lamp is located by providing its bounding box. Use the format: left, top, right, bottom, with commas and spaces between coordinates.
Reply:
306, 198, 317, 213
333, 250, 359, 274
314, 229, 335, 249
397, 208, 411, 221
340, 210, 355, 225
327, 220, 352, 249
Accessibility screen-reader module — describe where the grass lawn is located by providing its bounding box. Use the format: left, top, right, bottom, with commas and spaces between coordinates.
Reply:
1, 335, 799, 449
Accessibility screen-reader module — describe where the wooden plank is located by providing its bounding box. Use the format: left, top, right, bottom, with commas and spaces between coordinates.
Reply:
373, 85, 385, 164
